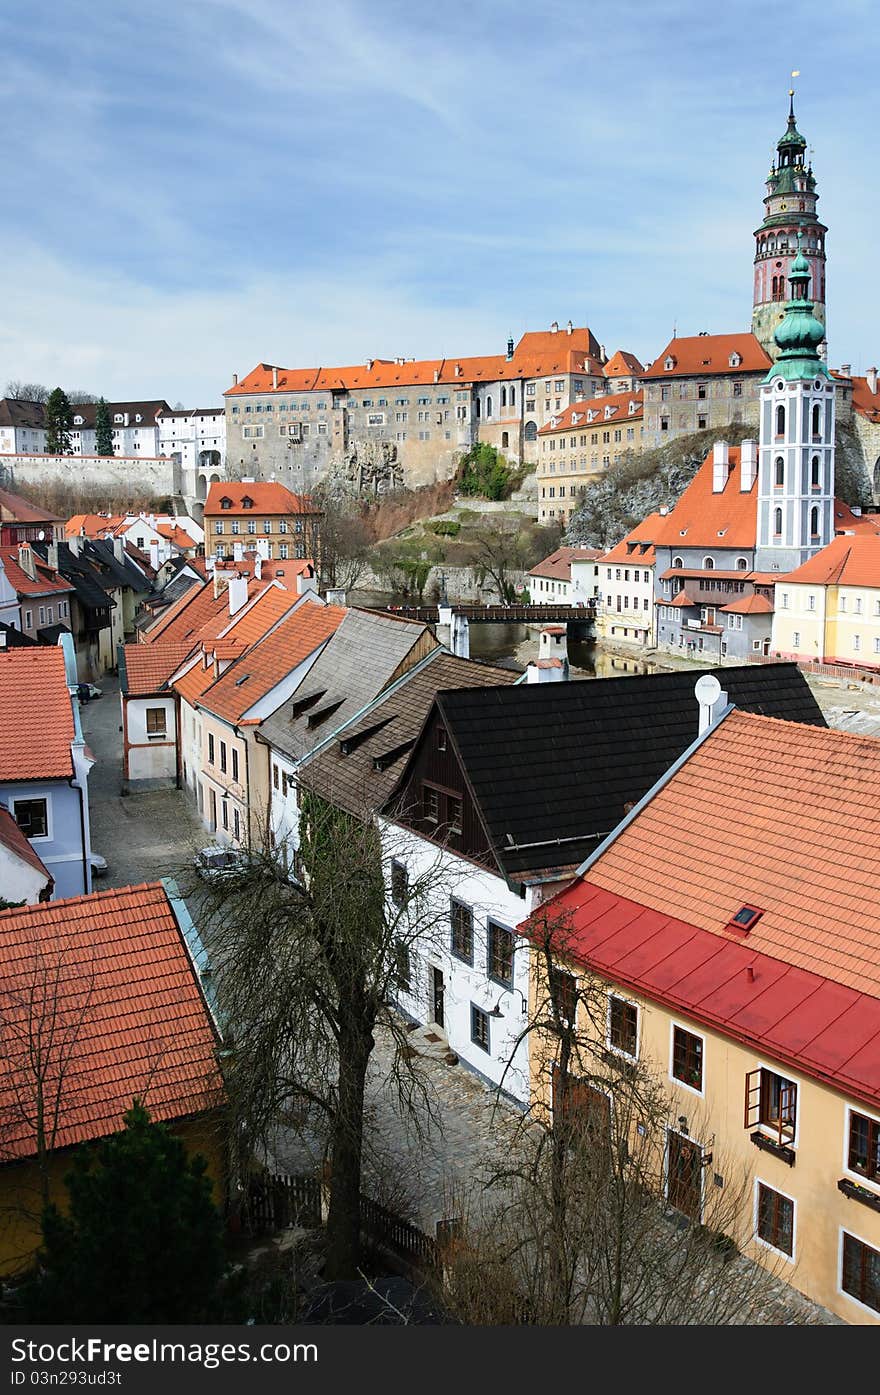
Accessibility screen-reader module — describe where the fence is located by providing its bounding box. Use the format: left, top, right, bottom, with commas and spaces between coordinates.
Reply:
359, 1195, 440, 1271
749, 653, 880, 683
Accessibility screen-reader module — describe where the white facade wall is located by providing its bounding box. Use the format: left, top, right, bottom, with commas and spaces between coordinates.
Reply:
158, 412, 226, 470
0, 846, 50, 904
123, 694, 178, 783
379, 819, 533, 1103
180, 698, 204, 806
596, 559, 656, 644
0, 425, 45, 454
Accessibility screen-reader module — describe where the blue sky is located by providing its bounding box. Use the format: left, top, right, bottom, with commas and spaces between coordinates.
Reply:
1, 0, 875, 404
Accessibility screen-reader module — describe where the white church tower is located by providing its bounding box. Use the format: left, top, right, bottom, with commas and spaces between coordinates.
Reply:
754, 239, 836, 572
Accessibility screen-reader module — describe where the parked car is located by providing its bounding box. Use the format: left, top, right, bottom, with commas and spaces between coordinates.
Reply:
77, 683, 103, 702
193, 845, 253, 882
89, 852, 108, 878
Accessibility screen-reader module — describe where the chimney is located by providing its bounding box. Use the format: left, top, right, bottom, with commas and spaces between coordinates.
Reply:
538, 626, 569, 677
433, 368, 440, 383
322, 584, 344, 602
868, 366, 878, 395
550, 321, 559, 333
123, 412, 129, 427
233, 373, 238, 386
272, 367, 279, 390
0, 630, 6, 650
233, 541, 243, 561
254, 554, 262, 580
840, 363, 852, 376
256, 537, 270, 560
68, 535, 81, 557
213, 567, 229, 598
149, 539, 160, 571
740, 439, 758, 492
712, 441, 730, 493
241, 476, 255, 484
17, 544, 35, 581
454, 364, 462, 377
366, 359, 373, 371
227, 574, 248, 616
526, 658, 565, 684
566, 320, 573, 335
46, 541, 59, 571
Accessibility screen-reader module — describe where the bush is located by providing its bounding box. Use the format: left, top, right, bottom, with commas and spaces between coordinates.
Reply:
427, 520, 461, 537
456, 444, 512, 501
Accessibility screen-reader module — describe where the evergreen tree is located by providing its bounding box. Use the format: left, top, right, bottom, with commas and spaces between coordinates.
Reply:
22, 1101, 229, 1322
94, 397, 114, 456
44, 387, 73, 455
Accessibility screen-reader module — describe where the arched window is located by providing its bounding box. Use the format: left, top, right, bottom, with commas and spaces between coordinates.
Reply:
510, 387, 516, 407
810, 505, 820, 538
672, 556, 683, 569
775, 404, 785, 437
524, 420, 537, 442
774, 456, 785, 487
774, 508, 783, 537
501, 387, 507, 407
485, 396, 493, 419
736, 557, 748, 571
811, 455, 820, 488
812, 403, 821, 437
702, 557, 715, 571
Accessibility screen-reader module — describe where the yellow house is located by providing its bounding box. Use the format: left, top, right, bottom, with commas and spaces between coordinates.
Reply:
204, 479, 321, 567
537, 390, 644, 526
524, 708, 880, 1323
772, 532, 880, 668
0, 881, 226, 1276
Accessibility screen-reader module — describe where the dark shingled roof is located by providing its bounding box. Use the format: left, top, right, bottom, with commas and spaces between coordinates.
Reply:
259, 609, 437, 764
387, 663, 826, 882
298, 650, 517, 815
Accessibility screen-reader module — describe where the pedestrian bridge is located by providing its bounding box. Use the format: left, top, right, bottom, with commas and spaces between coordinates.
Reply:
377, 602, 596, 624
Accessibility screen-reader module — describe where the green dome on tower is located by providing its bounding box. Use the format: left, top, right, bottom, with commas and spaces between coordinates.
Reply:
765, 238, 831, 383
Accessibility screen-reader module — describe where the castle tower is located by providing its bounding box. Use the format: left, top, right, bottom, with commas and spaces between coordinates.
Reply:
752, 92, 827, 359
754, 243, 835, 572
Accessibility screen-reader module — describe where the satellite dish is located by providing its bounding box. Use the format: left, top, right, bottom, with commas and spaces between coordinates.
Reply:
37, 530, 45, 541
694, 674, 722, 707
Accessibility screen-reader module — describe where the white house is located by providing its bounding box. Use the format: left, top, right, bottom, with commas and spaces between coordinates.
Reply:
0, 806, 53, 904
594, 512, 661, 646
157, 408, 226, 472
527, 546, 602, 604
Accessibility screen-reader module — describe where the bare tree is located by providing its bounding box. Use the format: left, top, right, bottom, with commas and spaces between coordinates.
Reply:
311, 493, 372, 591
195, 797, 460, 1280
5, 381, 49, 403
471, 519, 561, 602
437, 905, 793, 1325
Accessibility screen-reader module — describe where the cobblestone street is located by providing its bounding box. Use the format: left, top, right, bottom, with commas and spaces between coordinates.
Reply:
80, 675, 203, 889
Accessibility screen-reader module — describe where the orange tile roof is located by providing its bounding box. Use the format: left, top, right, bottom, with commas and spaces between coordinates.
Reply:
603, 349, 644, 378
143, 579, 244, 647
0, 648, 74, 780
528, 546, 603, 582
225, 329, 605, 396
121, 642, 194, 696
156, 523, 196, 550
642, 333, 771, 379
843, 372, 880, 426
65, 513, 123, 539
668, 587, 698, 606
198, 603, 346, 725
0, 882, 224, 1159
586, 710, 880, 997
0, 806, 51, 884
782, 533, 880, 588
833, 501, 880, 536
173, 654, 223, 707
720, 592, 773, 614
203, 482, 316, 516
0, 546, 74, 597
600, 512, 663, 566
194, 582, 296, 649
650, 447, 758, 549
539, 389, 643, 435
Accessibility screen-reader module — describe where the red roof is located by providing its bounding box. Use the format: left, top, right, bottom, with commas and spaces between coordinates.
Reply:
0, 648, 74, 779
783, 533, 880, 588
600, 512, 663, 566
198, 602, 346, 724
0, 883, 224, 1159
0, 546, 73, 598
650, 447, 758, 550
0, 806, 51, 885
720, 593, 773, 615
528, 546, 602, 582
847, 372, 880, 426
204, 482, 316, 518
0, 487, 62, 526
642, 333, 770, 379
539, 389, 643, 436
529, 879, 880, 1115
156, 522, 196, 550
121, 642, 194, 696
603, 349, 644, 378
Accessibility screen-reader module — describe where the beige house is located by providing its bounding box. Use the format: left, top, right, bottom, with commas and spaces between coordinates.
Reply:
204, 479, 321, 569
527, 708, 880, 1323
537, 391, 643, 526
641, 334, 770, 447
772, 532, 880, 668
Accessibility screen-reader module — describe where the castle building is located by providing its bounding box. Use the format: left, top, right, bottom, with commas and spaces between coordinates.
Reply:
752, 93, 827, 359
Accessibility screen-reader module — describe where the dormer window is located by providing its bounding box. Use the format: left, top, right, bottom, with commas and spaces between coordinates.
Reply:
729, 352, 742, 368
74, 415, 83, 425
220, 497, 233, 510
604, 406, 614, 419
135, 414, 142, 422
241, 496, 254, 509
114, 414, 123, 424
628, 401, 637, 415
664, 357, 676, 371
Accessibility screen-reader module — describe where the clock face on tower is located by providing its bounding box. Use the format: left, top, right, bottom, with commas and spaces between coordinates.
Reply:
780, 202, 787, 211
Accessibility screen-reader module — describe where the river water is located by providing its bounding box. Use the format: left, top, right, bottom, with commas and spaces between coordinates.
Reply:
350, 591, 663, 679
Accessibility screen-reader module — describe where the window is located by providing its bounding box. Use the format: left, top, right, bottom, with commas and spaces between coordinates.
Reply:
471, 1005, 490, 1053
231, 748, 239, 782
24, 609, 32, 628
219, 741, 227, 774
13, 798, 48, 839
436, 725, 447, 752
671, 1025, 703, 1092
550, 968, 576, 1026
848, 1110, 880, 1182
447, 794, 463, 834
272, 764, 279, 790
487, 921, 514, 987
808, 593, 815, 611
451, 899, 473, 963
394, 941, 411, 994
842, 1232, 880, 1314
756, 1183, 794, 1257
390, 859, 408, 907
811, 455, 820, 488
744, 1067, 797, 1147
792, 630, 800, 647
221, 800, 229, 831
233, 806, 240, 841
208, 733, 215, 765
774, 507, 783, 537
810, 505, 819, 538
608, 996, 638, 1057
145, 707, 166, 736
775, 403, 785, 437
774, 456, 784, 488
422, 784, 440, 822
